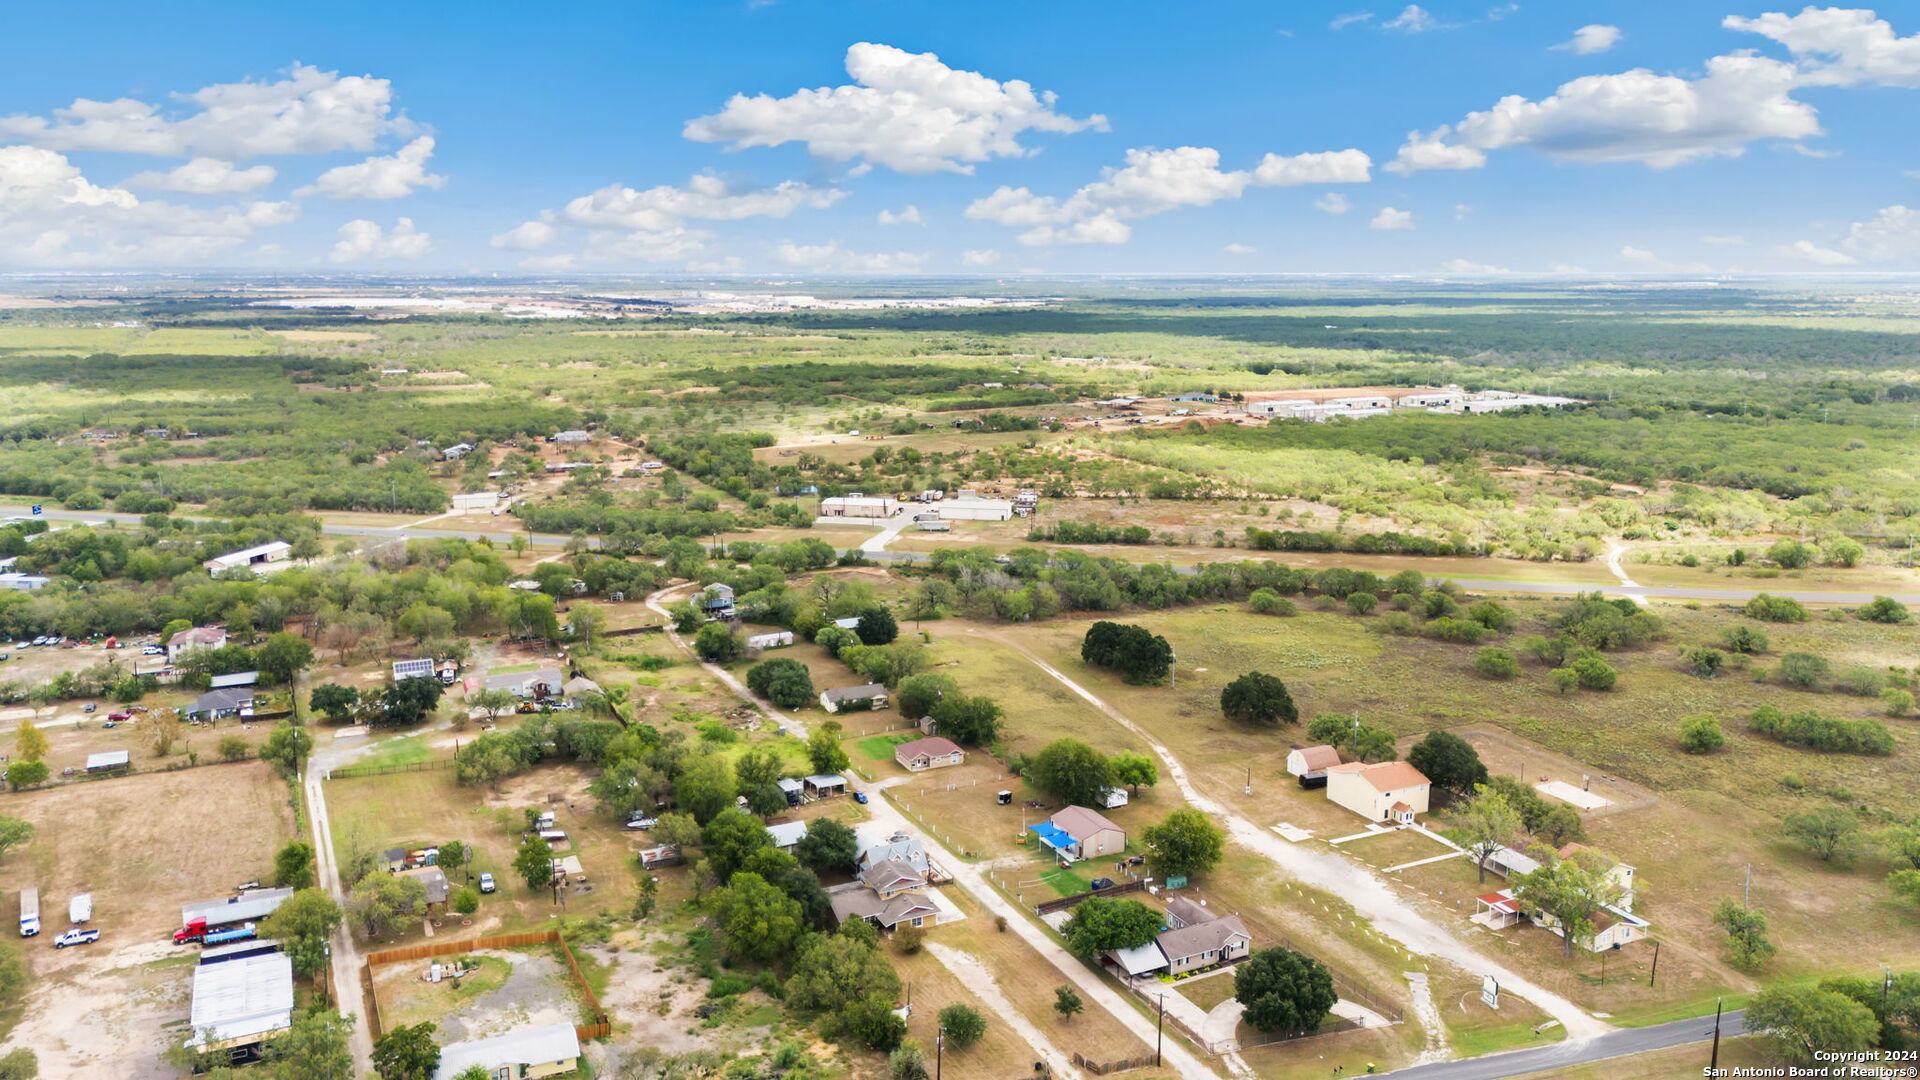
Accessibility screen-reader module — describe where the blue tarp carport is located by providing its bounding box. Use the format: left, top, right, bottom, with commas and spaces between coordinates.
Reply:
1028, 822, 1075, 854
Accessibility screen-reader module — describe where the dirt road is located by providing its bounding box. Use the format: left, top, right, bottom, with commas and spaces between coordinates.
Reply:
968, 629, 1614, 1043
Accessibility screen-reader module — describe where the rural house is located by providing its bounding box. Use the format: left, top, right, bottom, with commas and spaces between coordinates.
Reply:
1325, 760, 1431, 824
765, 820, 809, 852
1156, 912, 1252, 974
186, 687, 254, 721
827, 858, 941, 931
168, 626, 228, 663
820, 683, 889, 713
1029, 806, 1125, 863
699, 583, 735, 619
1285, 745, 1341, 788
434, 1021, 582, 1080
893, 736, 965, 772
395, 866, 450, 911
856, 830, 930, 878
1474, 844, 1648, 952
485, 667, 564, 700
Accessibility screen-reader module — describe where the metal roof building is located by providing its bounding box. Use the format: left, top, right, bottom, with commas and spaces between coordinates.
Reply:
433, 1022, 581, 1080
392, 658, 436, 681
208, 671, 259, 690
85, 750, 130, 771
185, 947, 294, 1052
182, 887, 294, 929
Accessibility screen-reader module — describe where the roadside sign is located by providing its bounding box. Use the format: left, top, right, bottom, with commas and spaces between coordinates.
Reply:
1481, 975, 1500, 1009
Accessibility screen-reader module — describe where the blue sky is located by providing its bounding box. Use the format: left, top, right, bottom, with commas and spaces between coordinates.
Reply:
4, 1, 1920, 274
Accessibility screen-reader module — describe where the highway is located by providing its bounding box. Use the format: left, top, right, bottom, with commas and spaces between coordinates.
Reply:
1381, 1009, 1745, 1079
10, 504, 1919, 605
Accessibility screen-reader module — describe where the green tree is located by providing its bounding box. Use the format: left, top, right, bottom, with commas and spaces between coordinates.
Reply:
1859, 596, 1912, 624
436, 841, 468, 879
349, 873, 428, 939
674, 752, 737, 825
1686, 647, 1727, 678
1234, 947, 1337, 1034
1745, 985, 1879, 1065
309, 683, 359, 722
1141, 808, 1226, 879
450, 886, 480, 915
1745, 594, 1809, 623
1474, 647, 1519, 679
806, 726, 850, 775
1778, 652, 1832, 689
514, 835, 556, 892
0, 817, 34, 863
846, 991, 909, 1050
380, 677, 444, 727
786, 926, 903, 1015
939, 1003, 986, 1049
259, 1008, 355, 1080
703, 807, 775, 882
711, 871, 803, 963
274, 840, 316, 890
855, 606, 899, 646
218, 734, 250, 761
372, 1022, 440, 1080
468, 688, 516, 726
1458, 785, 1525, 883
3, 762, 47, 792
1679, 714, 1725, 754
261, 888, 344, 978
1569, 655, 1618, 691
1406, 731, 1488, 798
794, 817, 859, 875
889, 1040, 928, 1080
1723, 625, 1769, 654
12, 721, 46, 765
568, 604, 607, 646
1712, 899, 1776, 971
1109, 751, 1158, 794
747, 658, 815, 709
1784, 807, 1863, 865
929, 693, 1002, 746
1511, 849, 1625, 958
0, 1049, 35, 1079
257, 632, 315, 686
1053, 985, 1083, 1022
1062, 898, 1162, 959
1248, 588, 1295, 616
1029, 739, 1115, 808
1219, 671, 1298, 727
896, 673, 959, 720
694, 621, 743, 662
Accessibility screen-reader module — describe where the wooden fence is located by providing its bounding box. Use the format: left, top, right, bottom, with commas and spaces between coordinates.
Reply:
364, 930, 611, 1044
1074, 1052, 1151, 1074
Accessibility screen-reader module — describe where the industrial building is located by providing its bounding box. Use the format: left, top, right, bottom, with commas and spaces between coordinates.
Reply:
203, 541, 292, 574
184, 940, 295, 1062
819, 495, 899, 519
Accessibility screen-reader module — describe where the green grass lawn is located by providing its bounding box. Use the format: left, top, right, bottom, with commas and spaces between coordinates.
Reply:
856, 733, 913, 762
355, 734, 437, 770
1039, 865, 1091, 896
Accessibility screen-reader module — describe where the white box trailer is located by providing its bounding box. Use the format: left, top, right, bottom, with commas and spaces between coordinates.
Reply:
18, 888, 37, 937
69, 893, 92, 924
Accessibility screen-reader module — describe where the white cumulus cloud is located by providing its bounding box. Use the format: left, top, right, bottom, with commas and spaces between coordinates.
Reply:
125, 157, 276, 195
0, 63, 413, 159
1383, 5, 1440, 32
1314, 192, 1353, 214
773, 240, 927, 272
328, 217, 430, 263
1223, 243, 1256, 254
877, 205, 924, 226
960, 249, 1001, 266
684, 42, 1106, 174
1788, 204, 1920, 265
296, 136, 444, 200
1388, 10, 1920, 174
0, 145, 298, 266
1369, 206, 1415, 230
966, 145, 1370, 245
498, 172, 844, 267
1555, 25, 1623, 55
1781, 238, 1857, 265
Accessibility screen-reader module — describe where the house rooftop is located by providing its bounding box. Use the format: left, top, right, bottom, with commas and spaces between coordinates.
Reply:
821, 683, 887, 703
1050, 805, 1122, 839
183, 887, 294, 927
1163, 896, 1216, 927
1290, 745, 1342, 772
858, 858, 922, 891
396, 866, 450, 905
1327, 760, 1430, 792
766, 821, 809, 849
185, 948, 294, 1049
434, 1022, 581, 1080
208, 671, 259, 689
1156, 914, 1248, 962
894, 736, 962, 759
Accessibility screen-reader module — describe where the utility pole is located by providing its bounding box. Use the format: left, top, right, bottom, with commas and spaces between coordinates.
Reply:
1744, 864, 1751, 909
1156, 995, 1165, 1066
936, 1027, 944, 1080
1649, 941, 1660, 987
1709, 997, 1723, 1072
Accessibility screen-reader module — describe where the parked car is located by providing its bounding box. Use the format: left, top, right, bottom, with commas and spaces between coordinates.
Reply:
1089, 877, 1115, 891
478, 872, 496, 894
140, 645, 164, 656
53, 928, 100, 949
107, 712, 129, 722
625, 817, 657, 831
853, 791, 870, 804
81, 704, 95, 713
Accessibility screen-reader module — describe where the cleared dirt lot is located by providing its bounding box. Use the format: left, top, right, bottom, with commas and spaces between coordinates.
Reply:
0, 761, 297, 1077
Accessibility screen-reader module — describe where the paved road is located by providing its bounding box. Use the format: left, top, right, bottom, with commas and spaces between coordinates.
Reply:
1380, 1009, 1746, 1079
12, 504, 1917, 604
